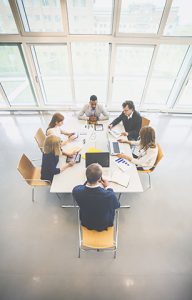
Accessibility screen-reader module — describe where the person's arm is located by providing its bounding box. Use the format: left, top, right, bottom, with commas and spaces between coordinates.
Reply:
109, 113, 123, 128
109, 191, 120, 209
78, 105, 89, 121
131, 148, 157, 168
60, 161, 75, 172
98, 105, 109, 121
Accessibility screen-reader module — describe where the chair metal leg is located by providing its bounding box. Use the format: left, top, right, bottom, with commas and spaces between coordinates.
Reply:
78, 247, 81, 258
32, 187, 35, 202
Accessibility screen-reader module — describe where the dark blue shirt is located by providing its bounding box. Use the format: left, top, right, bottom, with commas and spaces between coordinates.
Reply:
41, 153, 60, 182
72, 185, 120, 231
110, 110, 142, 140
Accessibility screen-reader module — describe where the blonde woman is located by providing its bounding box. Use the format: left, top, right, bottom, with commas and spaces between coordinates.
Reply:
117, 126, 158, 170
46, 113, 76, 147
41, 135, 74, 182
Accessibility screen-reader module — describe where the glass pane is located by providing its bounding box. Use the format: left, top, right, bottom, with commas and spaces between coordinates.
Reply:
0, 90, 7, 106
17, 0, 63, 32
144, 45, 188, 105
119, 0, 166, 34
0, 0, 18, 33
176, 71, 192, 107
0, 45, 36, 106
111, 46, 153, 105
32, 45, 72, 105
71, 42, 109, 104
67, 0, 113, 34
164, 0, 192, 36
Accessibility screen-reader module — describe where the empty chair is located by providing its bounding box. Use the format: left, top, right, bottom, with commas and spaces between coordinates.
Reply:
78, 209, 119, 258
138, 144, 163, 190
141, 117, 150, 128
34, 128, 46, 153
17, 154, 50, 202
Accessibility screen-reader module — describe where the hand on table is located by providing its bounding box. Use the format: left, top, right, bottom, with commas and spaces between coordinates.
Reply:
120, 132, 128, 137
89, 116, 97, 123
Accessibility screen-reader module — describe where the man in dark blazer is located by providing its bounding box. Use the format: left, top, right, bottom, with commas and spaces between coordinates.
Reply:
72, 164, 120, 231
109, 100, 142, 140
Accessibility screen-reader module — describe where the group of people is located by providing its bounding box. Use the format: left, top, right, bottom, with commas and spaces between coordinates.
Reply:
40, 95, 158, 231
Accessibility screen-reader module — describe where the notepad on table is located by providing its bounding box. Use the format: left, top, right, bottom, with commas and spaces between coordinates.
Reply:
103, 169, 131, 188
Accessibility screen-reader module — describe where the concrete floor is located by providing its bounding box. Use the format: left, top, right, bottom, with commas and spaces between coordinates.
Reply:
0, 112, 192, 300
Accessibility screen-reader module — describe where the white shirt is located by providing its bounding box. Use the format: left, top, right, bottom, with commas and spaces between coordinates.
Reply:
130, 140, 158, 169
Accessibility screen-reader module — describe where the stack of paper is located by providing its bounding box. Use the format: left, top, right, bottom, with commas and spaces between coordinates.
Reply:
108, 129, 121, 139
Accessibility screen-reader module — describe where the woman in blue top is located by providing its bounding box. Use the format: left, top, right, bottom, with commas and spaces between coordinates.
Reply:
41, 135, 74, 182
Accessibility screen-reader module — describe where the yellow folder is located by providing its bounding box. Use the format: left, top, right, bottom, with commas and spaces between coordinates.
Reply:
82, 147, 103, 159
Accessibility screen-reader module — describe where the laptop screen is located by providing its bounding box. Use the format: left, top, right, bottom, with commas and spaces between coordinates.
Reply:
85, 152, 110, 168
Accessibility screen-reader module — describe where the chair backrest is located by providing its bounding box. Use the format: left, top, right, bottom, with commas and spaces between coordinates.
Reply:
154, 144, 164, 167
141, 116, 150, 128
34, 128, 46, 152
17, 154, 35, 185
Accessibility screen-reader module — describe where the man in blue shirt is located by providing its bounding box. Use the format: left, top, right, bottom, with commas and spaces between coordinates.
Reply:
72, 164, 120, 231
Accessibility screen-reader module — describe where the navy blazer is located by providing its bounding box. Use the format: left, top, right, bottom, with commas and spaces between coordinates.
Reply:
110, 110, 142, 140
41, 153, 60, 182
72, 185, 120, 231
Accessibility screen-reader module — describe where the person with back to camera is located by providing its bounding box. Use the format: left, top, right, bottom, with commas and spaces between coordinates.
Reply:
108, 100, 142, 141
117, 126, 158, 170
46, 113, 77, 147
72, 163, 120, 231
41, 135, 75, 183
78, 95, 109, 123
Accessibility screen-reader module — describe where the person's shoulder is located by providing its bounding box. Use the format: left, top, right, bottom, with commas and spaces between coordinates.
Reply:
134, 110, 141, 117
72, 185, 85, 193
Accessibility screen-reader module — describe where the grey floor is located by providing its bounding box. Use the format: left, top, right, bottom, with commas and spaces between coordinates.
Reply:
0, 112, 192, 300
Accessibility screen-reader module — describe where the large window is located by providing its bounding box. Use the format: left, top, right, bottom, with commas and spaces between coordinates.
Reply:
67, 0, 113, 34
31, 45, 73, 105
144, 45, 188, 107
0, 0, 192, 112
111, 45, 153, 105
164, 0, 192, 36
71, 42, 109, 104
0, 0, 18, 33
0, 45, 36, 106
175, 69, 192, 108
17, 0, 63, 32
119, 0, 166, 34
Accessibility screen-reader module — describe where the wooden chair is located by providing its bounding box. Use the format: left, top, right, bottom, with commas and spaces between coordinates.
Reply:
17, 154, 50, 202
138, 144, 164, 190
78, 209, 119, 258
141, 117, 150, 128
34, 128, 46, 153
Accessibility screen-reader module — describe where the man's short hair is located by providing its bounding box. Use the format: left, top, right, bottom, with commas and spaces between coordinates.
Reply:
122, 100, 135, 111
86, 163, 102, 184
90, 95, 97, 101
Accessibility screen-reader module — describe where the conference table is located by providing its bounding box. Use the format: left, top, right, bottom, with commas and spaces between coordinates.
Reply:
50, 118, 143, 199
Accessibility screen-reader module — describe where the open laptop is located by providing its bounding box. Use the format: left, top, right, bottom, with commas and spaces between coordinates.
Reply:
108, 141, 123, 156
85, 152, 110, 167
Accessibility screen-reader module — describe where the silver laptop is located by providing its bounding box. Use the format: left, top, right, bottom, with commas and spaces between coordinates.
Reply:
108, 141, 123, 156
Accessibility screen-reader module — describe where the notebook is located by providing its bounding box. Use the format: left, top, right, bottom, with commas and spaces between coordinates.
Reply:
108, 129, 121, 139
104, 169, 131, 188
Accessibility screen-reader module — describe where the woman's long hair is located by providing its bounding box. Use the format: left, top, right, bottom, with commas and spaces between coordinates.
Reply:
43, 135, 61, 156
47, 113, 64, 131
140, 126, 156, 151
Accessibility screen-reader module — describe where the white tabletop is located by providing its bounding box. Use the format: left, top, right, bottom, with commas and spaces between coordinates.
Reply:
50, 119, 143, 193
